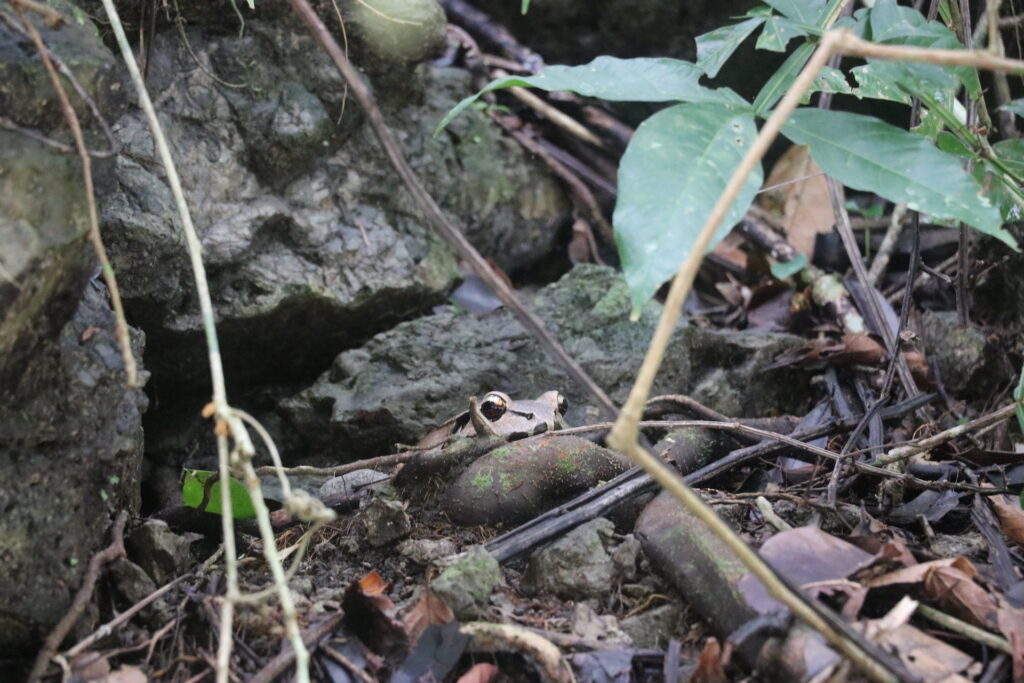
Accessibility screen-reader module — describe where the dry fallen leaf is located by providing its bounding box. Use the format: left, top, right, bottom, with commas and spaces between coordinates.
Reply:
402, 588, 454, 642
924, 565, 999, 630
759, 145, 834, 258
457, 662, 500, 683
990, 495, 1024, 547
359, 570, 389, 596
691, 638, 729, 683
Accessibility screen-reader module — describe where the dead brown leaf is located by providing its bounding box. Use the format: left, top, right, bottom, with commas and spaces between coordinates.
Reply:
991, 495, 1024, 547
691, 638, 729, 683
403, 588, 454, 643
759, 145, 834, 257
457, 662, 500, 683
923, 565, 999, 630
360, 570, 389, 596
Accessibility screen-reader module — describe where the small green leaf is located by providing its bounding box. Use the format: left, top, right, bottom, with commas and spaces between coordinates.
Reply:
182, 469, 257, 519
753, 42, 815, 114
521, 0, 530, 14
783, 109, 1014, 247
614, 103, 762, 314
436, 57, 747, 134
696, 16, 766, 77
756, 16, 808, 52
810, 65, 852, 96
771, 253, 808, 279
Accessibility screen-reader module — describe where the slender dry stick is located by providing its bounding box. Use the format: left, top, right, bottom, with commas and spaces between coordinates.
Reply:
96, 2, 311, 680
606, 31, 910, 683
872, 402, 1018, 466
286, 0, 617, 418
12, 6, 137, 387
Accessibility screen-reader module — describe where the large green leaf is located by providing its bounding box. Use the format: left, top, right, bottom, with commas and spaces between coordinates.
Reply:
783, 109, 1013, 247
753, 42, 815, 114
696, 16, 766, 78
436, 57, 747, 134
182, 469, 256, 519
614, 103, 762, 314
868, 0, 980, 98
756, 15, 808, 52
764, 0, 829, 27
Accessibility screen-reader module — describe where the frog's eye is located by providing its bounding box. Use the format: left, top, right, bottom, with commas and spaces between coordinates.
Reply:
480, 393, 508, 421
556, 393, 568, 415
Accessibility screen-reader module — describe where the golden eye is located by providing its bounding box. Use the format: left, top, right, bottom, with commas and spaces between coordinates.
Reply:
556, 393, 568, 415
480, 393, 508, 421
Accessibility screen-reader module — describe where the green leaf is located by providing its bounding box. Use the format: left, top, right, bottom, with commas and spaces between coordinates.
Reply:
771, 253, 808, 279
757, 15, 809, 51
696, 16, 766, 78
764, 0, 829, 26
182, 469, 257, 519
1001, 98, 1024, 119
753, 42, 815, 114
436, 57, 748, 134
868, 0, 980, 98
811, 65, 852, 95
975, 139, 1024, 222
850, 64, 912, 104
614, 103, 762, 314
783, 109, 1014, 247
521, 0, 530, 13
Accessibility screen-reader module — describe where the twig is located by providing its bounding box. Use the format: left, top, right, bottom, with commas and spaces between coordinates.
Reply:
867, 203, 908, 286
255, 450, 419, 477
65, 546, 222, 659
461, 622, 572, 683
97, 2, 314, 680
872, 401, 1018, 467
915, 604, 1012, 653
248, 613, 344, 683
6, 0, 62, 26
27, 511, 128, 683
286, 0, 617, 418
13, 6, 137, 386
492, 68, 605, 149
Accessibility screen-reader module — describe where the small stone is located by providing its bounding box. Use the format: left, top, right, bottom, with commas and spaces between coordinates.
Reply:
620, 603, 685, 649
319, 469, 390, 500
126, 520, 192, 585
432, 545, 501, 620
521, 518, 621, 600
359, 496, 412, 547
398, 538, 457, 565
571, 603, 632, 645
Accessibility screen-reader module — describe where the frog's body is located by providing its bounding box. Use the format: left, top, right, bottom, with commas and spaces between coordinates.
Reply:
417, 390, 569, 449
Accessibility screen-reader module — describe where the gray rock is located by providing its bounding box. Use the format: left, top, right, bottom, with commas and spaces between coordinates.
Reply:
521, 518, 624, 600
917, 310, 998, 398
343, 0, 446, 64
282, 265, 810, 459
619, 603, 685, 649
319, 469, 390, 500
432, 545, 501, 620
398, 538, 458, 565
0, 283, 147, 650
101, 20, 569, 398
359, 495, 412, 547
126, 520, 192, 586
571, 603, 632, 645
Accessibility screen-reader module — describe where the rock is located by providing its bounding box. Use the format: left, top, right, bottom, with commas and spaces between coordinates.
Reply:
520, 518, 632, 600
102, 20, 569, 401
917, 310, 998, 398
282, 265, 810, 460
108, 558, 171, 627
343, 0, 446, 64
619, 603, 685, 649
359, 495, 412, 547
432, 545, 501, 620
319, 469, 390, 500
398, 538, 458, 565
126, 520, 192, 586
0, 282, 147, 650
571, 603, 632, 645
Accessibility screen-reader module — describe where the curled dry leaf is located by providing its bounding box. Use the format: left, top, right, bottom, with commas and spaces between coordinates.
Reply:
691, 638, 728, 683
989, 494, 1024, 547
758, 144, 834, 258
457, 662, 500, 683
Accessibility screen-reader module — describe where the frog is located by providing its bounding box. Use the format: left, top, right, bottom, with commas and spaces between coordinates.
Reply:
416, 390, 570, 450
